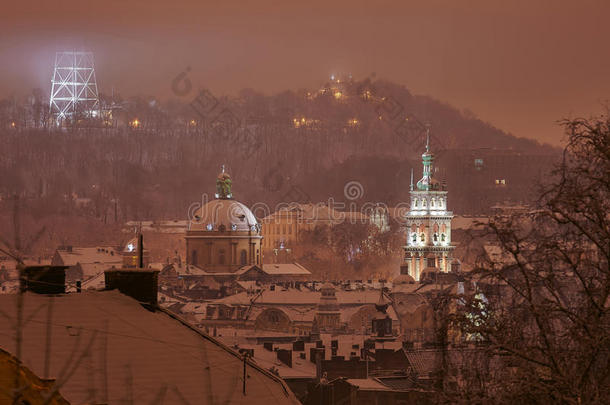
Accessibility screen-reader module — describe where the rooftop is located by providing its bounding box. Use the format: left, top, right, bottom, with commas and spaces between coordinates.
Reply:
0, 291, 300, 405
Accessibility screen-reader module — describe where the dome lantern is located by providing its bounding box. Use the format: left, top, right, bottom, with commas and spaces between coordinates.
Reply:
215, 165, 233, 199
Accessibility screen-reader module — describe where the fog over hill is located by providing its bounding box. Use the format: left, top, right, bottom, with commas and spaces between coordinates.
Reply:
0, 77, 560, 228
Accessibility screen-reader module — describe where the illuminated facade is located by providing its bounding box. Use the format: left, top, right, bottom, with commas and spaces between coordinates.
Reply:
402, 134, 455, 280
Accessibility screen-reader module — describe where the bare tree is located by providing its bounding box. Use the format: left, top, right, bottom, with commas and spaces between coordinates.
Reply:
454, 113, 610, 404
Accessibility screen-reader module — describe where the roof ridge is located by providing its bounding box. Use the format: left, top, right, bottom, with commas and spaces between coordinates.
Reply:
157, 306, 297, 401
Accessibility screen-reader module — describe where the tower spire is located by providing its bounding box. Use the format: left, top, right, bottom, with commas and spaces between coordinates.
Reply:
410, 168, 414, 191
425, 127, 430, 153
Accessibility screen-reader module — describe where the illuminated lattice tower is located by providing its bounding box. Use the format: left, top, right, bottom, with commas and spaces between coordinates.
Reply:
49, 51, 100, 124
401, 132, 455, 281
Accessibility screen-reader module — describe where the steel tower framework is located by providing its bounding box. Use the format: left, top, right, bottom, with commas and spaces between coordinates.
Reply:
49, 51, 100, 123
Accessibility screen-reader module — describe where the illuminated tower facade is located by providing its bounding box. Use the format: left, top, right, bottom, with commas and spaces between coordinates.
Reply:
401, 134, 455, 281
49, 51, 100, 124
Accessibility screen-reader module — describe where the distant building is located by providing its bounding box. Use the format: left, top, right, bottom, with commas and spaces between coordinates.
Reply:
186, 167, 263, 272
51, 245, 122, 288
402, 135, 456, 281
186, 286, 399, 336
261, 203, 370, 260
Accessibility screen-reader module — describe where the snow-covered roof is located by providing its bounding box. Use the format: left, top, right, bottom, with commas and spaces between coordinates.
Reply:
54, 247, 122, 267
261, 263, 311, 275
0, 291, 300, 405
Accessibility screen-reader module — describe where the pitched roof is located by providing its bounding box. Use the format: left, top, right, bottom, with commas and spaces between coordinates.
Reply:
261, 263, 312, 275
54, 247, 122, 267
0, 291, 300, 405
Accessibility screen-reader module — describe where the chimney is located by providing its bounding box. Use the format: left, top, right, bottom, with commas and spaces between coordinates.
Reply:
20, 266, 68, 294
104, 269, 159, 308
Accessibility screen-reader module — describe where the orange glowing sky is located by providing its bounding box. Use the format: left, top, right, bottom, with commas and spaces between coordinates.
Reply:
1, 0, 609, 145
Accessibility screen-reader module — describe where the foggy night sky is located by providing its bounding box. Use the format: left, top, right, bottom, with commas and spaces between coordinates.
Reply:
1, 0, 609, 146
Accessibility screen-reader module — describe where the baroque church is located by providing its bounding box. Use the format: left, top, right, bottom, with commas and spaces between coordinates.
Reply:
186, 167, 263, 272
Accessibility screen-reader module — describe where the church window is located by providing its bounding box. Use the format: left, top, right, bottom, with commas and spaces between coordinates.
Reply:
240, 249, 247, 265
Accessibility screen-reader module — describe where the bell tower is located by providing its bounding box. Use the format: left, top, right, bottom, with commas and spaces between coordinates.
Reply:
401, 131, 455, 281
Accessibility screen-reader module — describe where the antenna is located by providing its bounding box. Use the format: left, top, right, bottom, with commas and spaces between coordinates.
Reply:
49, 50, 100, 125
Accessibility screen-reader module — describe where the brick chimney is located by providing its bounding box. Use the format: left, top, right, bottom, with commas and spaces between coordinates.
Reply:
20, 266, 68, 294
104, 269, 159, 308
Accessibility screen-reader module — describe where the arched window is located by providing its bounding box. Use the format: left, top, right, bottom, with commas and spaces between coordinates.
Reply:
412, 233, 417, 243
218, 249, 226, 265
433, 233, 438, 242
441, 234, 446, 242
420, 233, 426, 242
191, 250, 198, 266
422, 199, 427, 207
240, 249, 247, 265
414, 198, 419, 207
431, 198, 435, 207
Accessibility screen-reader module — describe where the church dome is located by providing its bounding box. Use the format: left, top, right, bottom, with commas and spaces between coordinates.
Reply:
189, 166, 259, 233
190, 199, 259, 232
